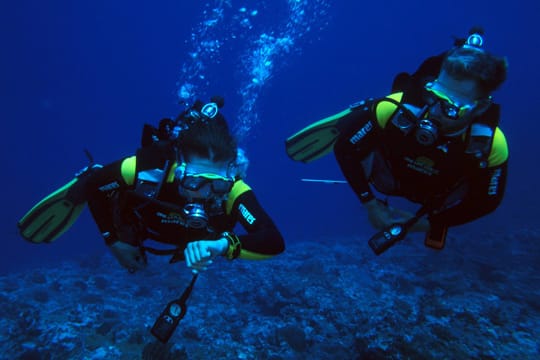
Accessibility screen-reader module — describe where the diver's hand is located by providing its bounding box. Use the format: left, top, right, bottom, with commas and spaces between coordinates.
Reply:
364, 199, 430, 232
364, 199, 399, 230
108, 241, 146, 273
184, 238, 228, 274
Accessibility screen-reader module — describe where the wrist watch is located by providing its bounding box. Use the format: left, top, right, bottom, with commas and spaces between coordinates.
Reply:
222, 232, 241, 260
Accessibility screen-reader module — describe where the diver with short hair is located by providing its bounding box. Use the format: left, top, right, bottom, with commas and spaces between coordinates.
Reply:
286, 28, 509, 253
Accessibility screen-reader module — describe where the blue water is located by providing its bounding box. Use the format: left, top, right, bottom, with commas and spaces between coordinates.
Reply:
1, 0, 539, 358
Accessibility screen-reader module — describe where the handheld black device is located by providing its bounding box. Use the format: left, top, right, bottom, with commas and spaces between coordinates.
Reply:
151, 274, 198, 343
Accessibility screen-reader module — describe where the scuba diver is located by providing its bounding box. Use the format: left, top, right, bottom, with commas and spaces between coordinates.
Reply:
19, 96, 285, 272
19, 96, 284, 342
285, 28, 509, 254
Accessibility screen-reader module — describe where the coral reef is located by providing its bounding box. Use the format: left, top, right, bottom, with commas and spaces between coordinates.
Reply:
1, 228, 539, 359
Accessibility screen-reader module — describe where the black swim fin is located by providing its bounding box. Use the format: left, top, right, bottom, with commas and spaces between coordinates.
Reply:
285, 109, 349, 163
18, 165, 98, 243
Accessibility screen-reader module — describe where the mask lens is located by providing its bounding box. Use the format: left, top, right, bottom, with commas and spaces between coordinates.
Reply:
181, 175, 208, 191
211, 178, 234, 194
440, 100, 475, 120
180, 174, 233, 195
439, 101, 461, 120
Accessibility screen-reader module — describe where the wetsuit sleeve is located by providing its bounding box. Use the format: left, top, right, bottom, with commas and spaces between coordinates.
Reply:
429, 128, 509, 226
85, 157, 136, 244
229, 189, 285, 260
333, 96, 399, 203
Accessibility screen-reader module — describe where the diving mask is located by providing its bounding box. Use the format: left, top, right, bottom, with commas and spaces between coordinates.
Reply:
425, 81, 479, 120
176, 166, 235, 229
419, 80, 492, 141
179, 172, 234, 197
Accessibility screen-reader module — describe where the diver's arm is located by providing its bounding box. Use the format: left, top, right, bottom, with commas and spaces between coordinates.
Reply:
228, 190, 285, 259
85, 158, 132, 244
333, 108, 383, 203
429, 161, 508, 227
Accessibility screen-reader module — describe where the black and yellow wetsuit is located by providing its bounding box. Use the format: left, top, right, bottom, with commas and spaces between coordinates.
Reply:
333, 92, 508, 227
84, 149, 284, 260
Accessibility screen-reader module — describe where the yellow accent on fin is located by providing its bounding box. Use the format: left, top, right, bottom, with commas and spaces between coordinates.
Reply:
285, 109, 350, 163
18, 178, 86, 243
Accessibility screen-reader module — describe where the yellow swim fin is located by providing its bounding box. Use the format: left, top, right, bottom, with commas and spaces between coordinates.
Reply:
18, 177, 88, 243
18, 159, 101, 244
285, 109, 349, 163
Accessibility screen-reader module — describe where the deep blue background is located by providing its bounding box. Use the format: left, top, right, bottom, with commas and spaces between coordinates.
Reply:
1, 0, 539, 274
